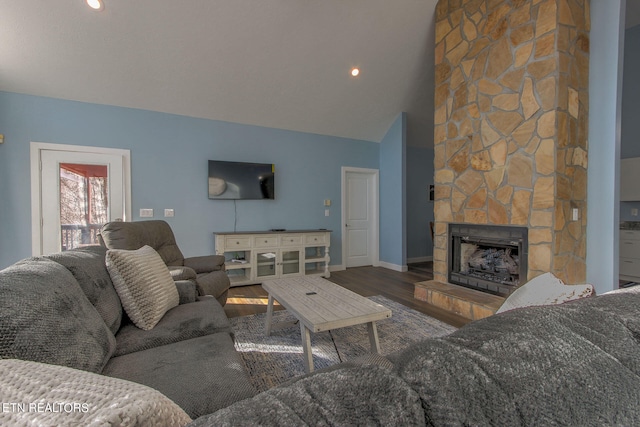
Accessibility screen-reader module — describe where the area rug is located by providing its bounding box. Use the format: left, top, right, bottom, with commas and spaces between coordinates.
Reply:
229, 295, 457, 392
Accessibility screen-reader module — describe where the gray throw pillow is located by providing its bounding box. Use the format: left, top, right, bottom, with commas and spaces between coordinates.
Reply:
106, 246, 179, 330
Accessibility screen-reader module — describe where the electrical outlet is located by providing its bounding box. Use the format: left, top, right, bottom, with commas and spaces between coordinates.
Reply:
164, 209, 174, 217
325, 209, 330, 217
140, 208, 154, 218
632, 208, 638, 217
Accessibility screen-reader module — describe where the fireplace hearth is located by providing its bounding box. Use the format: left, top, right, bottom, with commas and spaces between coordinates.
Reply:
448, 224, 528, 297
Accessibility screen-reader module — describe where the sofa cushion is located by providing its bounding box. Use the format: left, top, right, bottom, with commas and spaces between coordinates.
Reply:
46, 245, 123, 334
0, 258, 116, 373
103, 333, 257, 419
0, 359, 192, 426
113, 298, 232, 357
106, 245, 179, 330
188, 365, 423, 426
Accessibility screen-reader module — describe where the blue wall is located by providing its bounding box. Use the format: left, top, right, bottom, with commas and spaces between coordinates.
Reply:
620, 24, 640, 222
379, 113, 407, 269
0, 91, 381, 269
406, 145, 434, 261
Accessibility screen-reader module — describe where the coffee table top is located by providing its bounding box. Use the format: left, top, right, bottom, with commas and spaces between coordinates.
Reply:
262, 276, 391, 333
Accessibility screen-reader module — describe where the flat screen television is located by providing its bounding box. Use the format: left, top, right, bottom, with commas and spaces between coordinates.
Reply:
208, 160, 275, 200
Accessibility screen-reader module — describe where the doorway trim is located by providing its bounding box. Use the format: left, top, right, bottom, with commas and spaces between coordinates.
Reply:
341, 166, 380, 270
30, 142, 132, 256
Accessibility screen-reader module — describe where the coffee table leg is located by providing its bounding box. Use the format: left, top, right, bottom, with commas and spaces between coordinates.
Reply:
300, 323, 314, 373
265, 294, 274, 336
367, 321, 381, 353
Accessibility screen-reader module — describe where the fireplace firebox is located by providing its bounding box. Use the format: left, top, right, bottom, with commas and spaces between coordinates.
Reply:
448, 224, 528, 297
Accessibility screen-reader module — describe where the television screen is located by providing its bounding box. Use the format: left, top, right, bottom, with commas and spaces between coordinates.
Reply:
208, 160, 275, 200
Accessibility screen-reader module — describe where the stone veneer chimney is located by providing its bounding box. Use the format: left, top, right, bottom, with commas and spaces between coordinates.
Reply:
432, 0, 589, 285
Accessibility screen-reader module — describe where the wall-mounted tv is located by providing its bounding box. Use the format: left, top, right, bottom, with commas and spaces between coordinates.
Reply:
208, 160, 275, 200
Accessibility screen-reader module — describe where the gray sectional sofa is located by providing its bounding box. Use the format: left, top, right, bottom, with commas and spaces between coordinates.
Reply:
3, 243, 640, 426
0, 245, 256, 420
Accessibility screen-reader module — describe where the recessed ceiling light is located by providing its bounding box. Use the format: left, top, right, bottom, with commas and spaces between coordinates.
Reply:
351, 68, 360, 77
86, 0, 104, 11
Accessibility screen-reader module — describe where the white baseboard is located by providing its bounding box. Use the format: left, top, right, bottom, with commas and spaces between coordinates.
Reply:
378, 261, 408, 272
329, 264, 346, 272
407, 256, 433, 264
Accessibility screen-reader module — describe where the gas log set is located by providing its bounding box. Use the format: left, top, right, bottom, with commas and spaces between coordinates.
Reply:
449, 224, 528, 297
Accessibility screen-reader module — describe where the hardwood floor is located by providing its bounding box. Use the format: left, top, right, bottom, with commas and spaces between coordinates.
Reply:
224, 263, 470, 328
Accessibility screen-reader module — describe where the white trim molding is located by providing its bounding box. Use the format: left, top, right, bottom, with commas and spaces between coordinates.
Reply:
378, 261, 408, 272
407, 256, 433, 264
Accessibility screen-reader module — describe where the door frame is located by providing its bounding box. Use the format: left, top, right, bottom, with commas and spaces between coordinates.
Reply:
30, 142, 132, 256
341, 166, 380, 269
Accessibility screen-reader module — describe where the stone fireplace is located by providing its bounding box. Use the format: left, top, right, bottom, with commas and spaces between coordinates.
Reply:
448, 223, 528, 296
431, 0, 590, 289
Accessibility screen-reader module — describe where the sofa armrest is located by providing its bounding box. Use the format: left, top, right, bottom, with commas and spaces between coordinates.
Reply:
169, 265, 197, 281
184, 255, 226, 273
174, 280, 198, 304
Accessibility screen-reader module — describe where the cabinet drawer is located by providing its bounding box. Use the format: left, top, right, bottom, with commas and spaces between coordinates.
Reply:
254, 236, 279, 248
225, 237, 251, 249
620, 239, 640, 258
281, 235, 303, 246
620, 230, 640, 241
620, 257, 640, 277
305, 233, 327, 245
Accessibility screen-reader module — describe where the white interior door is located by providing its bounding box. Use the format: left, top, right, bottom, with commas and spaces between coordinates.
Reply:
344, 169, 378, 268
32, 143, 130, 255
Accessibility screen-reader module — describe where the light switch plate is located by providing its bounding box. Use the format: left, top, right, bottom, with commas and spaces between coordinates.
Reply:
164, 209, 174, 217
140, 208, 154, 218
571, 208, 579, 221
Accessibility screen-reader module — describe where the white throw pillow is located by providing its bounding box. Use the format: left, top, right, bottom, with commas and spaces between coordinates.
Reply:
496, 272, 594, 314
106, 245, 179, 330
0, 359, 192, 426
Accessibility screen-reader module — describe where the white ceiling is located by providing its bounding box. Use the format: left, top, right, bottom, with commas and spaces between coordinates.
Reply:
1, 1, 636, 148
0, 0, 438, 145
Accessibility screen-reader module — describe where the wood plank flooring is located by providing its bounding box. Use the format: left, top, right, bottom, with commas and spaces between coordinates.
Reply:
224, 263, 470, 328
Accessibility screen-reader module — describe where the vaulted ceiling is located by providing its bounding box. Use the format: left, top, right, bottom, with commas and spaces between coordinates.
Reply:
0, 0, 439, 146
1, 1, 636, 148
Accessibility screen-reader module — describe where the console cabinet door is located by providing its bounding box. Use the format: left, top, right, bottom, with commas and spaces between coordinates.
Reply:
280, 249, 302, 277
255, 250, 278, 279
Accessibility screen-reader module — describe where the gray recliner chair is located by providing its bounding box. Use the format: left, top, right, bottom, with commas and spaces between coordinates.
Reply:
99, 220, 230, 306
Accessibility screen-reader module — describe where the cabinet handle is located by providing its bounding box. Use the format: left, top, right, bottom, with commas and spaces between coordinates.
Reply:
624, 260, 634, 263
265, 240, 268, 243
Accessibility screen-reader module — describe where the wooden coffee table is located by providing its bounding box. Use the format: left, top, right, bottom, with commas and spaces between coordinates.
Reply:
262, 276, 392, 372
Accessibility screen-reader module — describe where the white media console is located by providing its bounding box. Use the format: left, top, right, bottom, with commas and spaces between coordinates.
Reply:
214, 230, 331, 287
